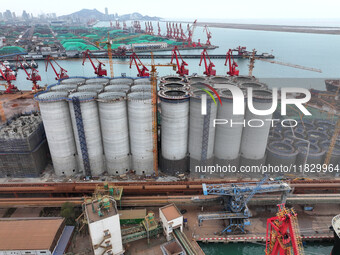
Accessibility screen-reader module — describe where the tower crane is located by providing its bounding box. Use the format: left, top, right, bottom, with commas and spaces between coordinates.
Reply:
45, 55, 69, 80
16, 55, 41, 91
129, 52, 149, 77
203, 25, 212, 45
225, 49, 239, 76
82, 49, 107, 77
199, 49, 216, 76
265, 204, 304, 255
170, 46, 188, 76
0, 61, 17, 93
187, 19, 197, 47
104, 33, 114, 78
199, 176, 291, 233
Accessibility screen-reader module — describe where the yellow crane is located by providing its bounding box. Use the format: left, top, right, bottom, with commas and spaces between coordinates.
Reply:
324, 118, 340, 165
103, 32, 114, 78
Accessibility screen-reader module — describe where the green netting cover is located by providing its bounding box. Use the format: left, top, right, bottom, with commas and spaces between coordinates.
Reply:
0, 46, 26, 55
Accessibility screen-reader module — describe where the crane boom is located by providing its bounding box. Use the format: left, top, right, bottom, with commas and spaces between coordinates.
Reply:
45, 55, 69, 80
129, 52, 149, 77
259, 58, 322, 73
82, 49, 107, 77
170, 46, 188, 76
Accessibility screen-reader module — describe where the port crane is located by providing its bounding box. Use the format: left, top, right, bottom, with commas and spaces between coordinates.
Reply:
246, 49, 322, 76
0, 61, 17, 93
45, 55, 69, 80
16, 55, 41, 91
82, 49, 107, 77
199, 176, 291, 233
170, 46, 189, 76
265, 204, 304, 255
187, 20, 197, 47
203, 25, 212, 45
225, 49, 239, 76
129, 52, 150, 77
199, 49, 216, 76
157, 22, 161, 36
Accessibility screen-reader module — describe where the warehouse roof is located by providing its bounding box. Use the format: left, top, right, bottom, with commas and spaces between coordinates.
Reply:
160, 204, 182, 222
0, 218, 64, 251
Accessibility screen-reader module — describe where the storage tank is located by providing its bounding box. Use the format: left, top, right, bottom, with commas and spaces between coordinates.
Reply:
160, 75, 184, 83
214, 89, 244, 168
266, 141, 298, 168
295, 141, 325, 171
240, 90, 274, 166
68, 92, 104, 176
268, 130, 283, 142
284, 130, 306, 140
158, 89, 190, 175
105, 85, 130, 94
110, 78, 134, 86
209, 76, 230, 84
49, 84, 77, 92
134, 77, 151, 85
85, 78, 109, 84
159, 82, 189, 91
189, 82, 208, 91
35, 91, 77, 176
188, 76, 206, 83
60, 77, 85, 85
188, 89, 217, 176
98, 92, 130, 175
239, 82, 268, 90
307, 130, 329, 144
233, 75, 257, 84
294, 120, 315, 132
127, 92, 153, 175
78, 84, 104, 93
130, 85, 152, 92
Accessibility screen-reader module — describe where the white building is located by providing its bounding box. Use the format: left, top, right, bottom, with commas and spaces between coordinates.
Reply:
131, 42, 168, 51
159, 204, 183, 241
84, 197, 124, 255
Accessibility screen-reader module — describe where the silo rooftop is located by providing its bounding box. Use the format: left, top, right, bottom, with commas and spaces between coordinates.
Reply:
85, 198, 118, 223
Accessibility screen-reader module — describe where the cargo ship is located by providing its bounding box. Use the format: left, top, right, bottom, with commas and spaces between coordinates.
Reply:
325, 79, 340, 92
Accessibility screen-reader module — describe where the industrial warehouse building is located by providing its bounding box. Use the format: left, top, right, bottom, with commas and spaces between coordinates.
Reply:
0, 218, 74, 255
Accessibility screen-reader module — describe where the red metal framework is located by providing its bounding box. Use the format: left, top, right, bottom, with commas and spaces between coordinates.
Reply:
16, 55, 41, 91
82, 49, 107, 77
225, 49, 239, 76
203, 25, 212, 45
129, 52, 149, 77
199, 49, 216, 76
0, 61, 17, 93
45, 55, 69, 80
187, 20, 197, 47
265, 204, 304, 255
158, 22, 161, 36
116, 20, 120, 29
171, 46, 188, 76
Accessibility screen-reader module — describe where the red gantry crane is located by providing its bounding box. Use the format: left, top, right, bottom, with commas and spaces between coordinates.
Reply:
171, 46, 188, 76
0, 61, 18, 93
129, 52, 149, 77
265, 204, 304, 255
203, 25, 212, 45
16, 55, 41, 91
82, 49, 107, 77
225, 49, 239, 76
45, 55, 69, 80
199, 49, 216, 76
187, 19, 197, 47
158, 22, 161, 36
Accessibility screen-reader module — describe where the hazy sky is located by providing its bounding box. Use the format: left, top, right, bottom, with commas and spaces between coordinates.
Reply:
2, 0, 340, 19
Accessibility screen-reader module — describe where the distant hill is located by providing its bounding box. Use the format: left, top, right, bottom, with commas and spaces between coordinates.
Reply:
59, 9, 161, 21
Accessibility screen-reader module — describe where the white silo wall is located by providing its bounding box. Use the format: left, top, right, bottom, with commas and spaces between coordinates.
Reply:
127, 92, 153, 175
110, 78, 134, 85
98, 92, 130, 175
36, 91, 77, 176
133, 78, 151, 85
68, 92, 104, 176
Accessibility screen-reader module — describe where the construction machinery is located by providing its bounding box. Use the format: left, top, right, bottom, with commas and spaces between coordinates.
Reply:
116, 20, 121, 29
157, 22, 161, 36
199, 49, 216, 76
199, 176, 291, 233
16, 55, 41, 91
324, 118, 340, 166
45, 55, 69, 80
129, 52, 150, 77
265, 204, 304, 255
104, 33, 114, 78
187, 20, 197, 47
0, 61, 17, 93
82, 49, 107, 77
203, 25, 212, 45
225, 49, 239, 76
171, 46, 189, 76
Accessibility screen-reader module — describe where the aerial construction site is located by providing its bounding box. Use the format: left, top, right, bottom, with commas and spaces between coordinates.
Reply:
0, 4, 339, 255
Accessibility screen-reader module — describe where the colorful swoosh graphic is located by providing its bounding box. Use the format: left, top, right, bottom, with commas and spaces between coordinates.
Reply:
199, 84, 222, 105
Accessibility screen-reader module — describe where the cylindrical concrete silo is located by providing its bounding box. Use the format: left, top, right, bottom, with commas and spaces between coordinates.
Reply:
130, 85, 152, 92
295, 141, 325, 171
233, 75, 257, 84
240, 90, 274, 167
127, 92, 153, 175
283, 130, 306, 141
188, 89, 217, 176
158, 89, 190, 175
86, 78, 110, 84
307, 130, 329, 144
159, 82, 189, 91
188, 76, 207, 84
134, 78, 151, 85
98, 92, 130, 175
78, 84, 104, 93
60, 77, 85, 85
189, 82, 208, 91
239, 82, 268, 90
266, 141, 298, 170
49, 84, 77, 92
105, 85, 130, 94
68, 92, 104, 176
110, 78, 134, 86
35, 91, 77, 176
209, 76, 230, 84
160, 75, 184, 83
214, 89, 244, 168
268, 130, 283, 142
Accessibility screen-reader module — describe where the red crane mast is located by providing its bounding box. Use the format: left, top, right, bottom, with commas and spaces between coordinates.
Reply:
158, 22, 161, 36
203, 25, 212, 45
199, 49, 216, 76
0, 61, 17, 93
225, 49, 239, 76
82, 49, 107, 77
45, 55, 69, 80
16, 55, 41, 91
129, 52, 149, 77
170, 46, 189, 76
